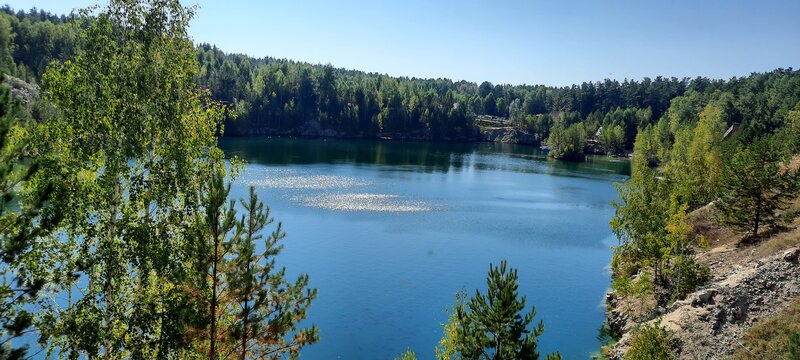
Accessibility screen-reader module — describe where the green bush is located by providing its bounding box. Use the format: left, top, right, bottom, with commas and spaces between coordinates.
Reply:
664, 254, 710, 303
625, 322, 677, 360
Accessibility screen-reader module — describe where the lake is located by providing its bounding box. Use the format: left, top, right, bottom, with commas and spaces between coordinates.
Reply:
219, 137, 630, 359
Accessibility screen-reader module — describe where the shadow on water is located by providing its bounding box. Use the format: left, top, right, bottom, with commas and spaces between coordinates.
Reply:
219, 137, 630, 179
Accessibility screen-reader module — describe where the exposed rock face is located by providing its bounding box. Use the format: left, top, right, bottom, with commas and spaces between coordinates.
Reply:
609, 248, 800, 359
479, 127, 536, 144
5, 75, 40, 105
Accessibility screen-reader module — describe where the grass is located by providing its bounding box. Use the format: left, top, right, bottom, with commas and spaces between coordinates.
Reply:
733, 298, 800, 360
755, 227, 800, 258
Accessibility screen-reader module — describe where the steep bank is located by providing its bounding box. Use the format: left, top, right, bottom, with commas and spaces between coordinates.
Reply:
478, 126, 537, 144
606, 202, 800, 359
225, 118, 541, 145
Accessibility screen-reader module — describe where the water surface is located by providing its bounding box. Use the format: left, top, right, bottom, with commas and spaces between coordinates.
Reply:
219, 137, 629, 359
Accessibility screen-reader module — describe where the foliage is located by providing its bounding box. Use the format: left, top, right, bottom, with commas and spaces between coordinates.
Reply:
548, 122, 587, 161
27, 0, 226, 357
3, 5, 800, 158
611, 165, 708, 306
779, 103, 800, 154
194, 169, 239, 358
632, 125, 658, 167
667, 103, 726, 208
790, 332, 800, 360
593, 322, 620, 360
0, 74, 60, 359
435, 290, 466, 360
624, 322, 677, 360
453, 260, 561, 360
395, 348, 418, 360
225, 186, 318, 359
717, 137, 800, 238
600, 124, 626, 155
0, 6, 79, 82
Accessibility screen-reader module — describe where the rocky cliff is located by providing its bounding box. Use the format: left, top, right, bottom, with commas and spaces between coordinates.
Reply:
606, 202, 800, 359
478, 126, 536, 144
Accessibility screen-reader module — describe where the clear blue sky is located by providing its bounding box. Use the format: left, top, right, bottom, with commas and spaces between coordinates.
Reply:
8, 0, 800, 86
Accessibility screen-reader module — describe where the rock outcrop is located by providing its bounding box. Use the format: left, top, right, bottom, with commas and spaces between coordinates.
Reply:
609, 247, 800, 359
5, 75, 40, 105
479, 127, 536, 144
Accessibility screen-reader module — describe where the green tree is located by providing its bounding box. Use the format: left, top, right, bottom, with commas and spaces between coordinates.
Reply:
0, 74, 60, 360
601, 124, 626, 155
0, 15, 15, 74
632, 125, 658, 167
227, 186, 318, 359
548, 122, 586, 161
454, 261, 561, 360
625, 322, 676, 360
195, 170, 238, 359
668, 103, 726, 208
611, 165, 708, 304
717, 137, 800, 238
778, 103, 800, 154
31, 0, 227, 357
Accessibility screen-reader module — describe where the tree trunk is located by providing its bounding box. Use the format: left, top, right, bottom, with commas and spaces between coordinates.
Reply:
753, 197, 762, 238
210, 231, 219, 360
104, 179, 121, 360
240, 302, 249, 360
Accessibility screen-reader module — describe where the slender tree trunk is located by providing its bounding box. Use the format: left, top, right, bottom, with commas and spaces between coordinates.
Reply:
104, 179, 121, 360
240, 301, 249, 360
753, 196, 762, 238
495, 331, 501, 360
210, 230, 219, 360
240, 214, 255, 360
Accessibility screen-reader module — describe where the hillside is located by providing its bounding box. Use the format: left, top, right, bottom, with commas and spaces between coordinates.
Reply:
606, 188, 800, 359
3, 6, 798, 155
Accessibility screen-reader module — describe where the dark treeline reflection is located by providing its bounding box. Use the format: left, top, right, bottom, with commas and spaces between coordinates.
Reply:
219, 137, 630, 177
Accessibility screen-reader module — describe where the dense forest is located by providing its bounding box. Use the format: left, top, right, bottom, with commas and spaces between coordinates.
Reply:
3, 5, 798, 159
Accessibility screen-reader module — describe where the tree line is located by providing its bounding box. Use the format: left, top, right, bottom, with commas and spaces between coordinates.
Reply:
3, 5, 799, 162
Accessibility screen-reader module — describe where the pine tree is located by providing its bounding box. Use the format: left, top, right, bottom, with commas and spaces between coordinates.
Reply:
0, 74, 60, 359
455, 260, 561, 360
227, 186, 318, 360
717, 137, 800, 239
197, 171, 238, 359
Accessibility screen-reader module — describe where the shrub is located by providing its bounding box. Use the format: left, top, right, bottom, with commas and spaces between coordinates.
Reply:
625, 322, 677, 360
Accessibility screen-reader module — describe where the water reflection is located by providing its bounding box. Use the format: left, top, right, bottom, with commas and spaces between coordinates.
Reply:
219, 137, 631, 178
239, 168, 370, 190
218, 136, 630, 359
292, 193, 436, 212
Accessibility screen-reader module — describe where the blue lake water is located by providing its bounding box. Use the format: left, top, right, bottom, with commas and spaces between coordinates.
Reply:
219, 137, 630, 359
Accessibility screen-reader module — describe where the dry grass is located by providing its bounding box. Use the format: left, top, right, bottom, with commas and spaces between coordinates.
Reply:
686, 202, 740, 248
755, 221, 800, 258
616, 293, 658, 324
732, 298, 800, 360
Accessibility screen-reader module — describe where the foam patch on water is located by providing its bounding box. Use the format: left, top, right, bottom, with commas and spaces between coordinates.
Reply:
293, 193, 435, 212
248, 175, 369, 189
238, 169, 370, 190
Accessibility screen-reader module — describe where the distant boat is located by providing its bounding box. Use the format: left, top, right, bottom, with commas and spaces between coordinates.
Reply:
539, 145, 550, 153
